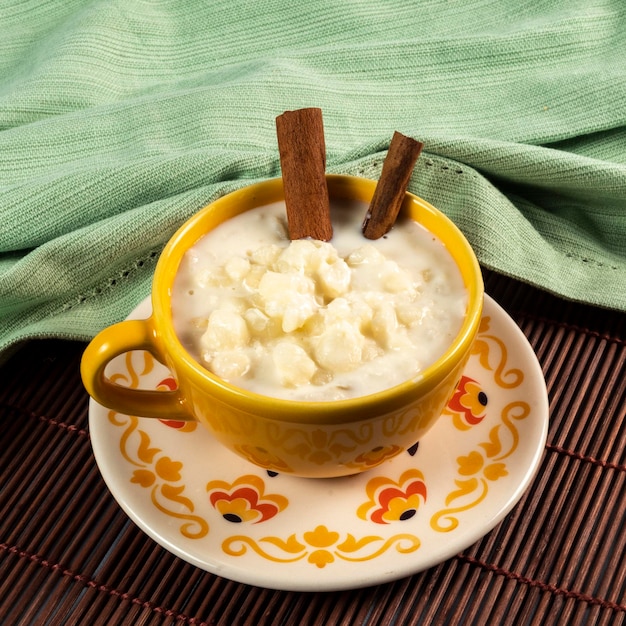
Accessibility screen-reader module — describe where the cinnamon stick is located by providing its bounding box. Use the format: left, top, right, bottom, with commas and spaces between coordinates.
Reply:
276, 107, 333, 241
362, 132, 424, 239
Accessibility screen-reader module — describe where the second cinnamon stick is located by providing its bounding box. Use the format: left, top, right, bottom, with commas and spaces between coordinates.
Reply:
276, 107, 333, 241
362, 132, 423, 240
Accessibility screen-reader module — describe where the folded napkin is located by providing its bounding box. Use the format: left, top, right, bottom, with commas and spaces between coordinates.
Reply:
1, 0, 625, 360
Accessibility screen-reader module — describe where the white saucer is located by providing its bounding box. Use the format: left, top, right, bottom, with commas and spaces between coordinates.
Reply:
89, 295, 548, 592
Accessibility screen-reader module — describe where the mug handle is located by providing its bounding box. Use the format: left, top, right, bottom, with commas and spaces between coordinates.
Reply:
80, 318, 192, 420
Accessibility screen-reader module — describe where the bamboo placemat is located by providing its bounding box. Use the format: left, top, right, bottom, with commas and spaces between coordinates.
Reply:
1, 270, 624, 625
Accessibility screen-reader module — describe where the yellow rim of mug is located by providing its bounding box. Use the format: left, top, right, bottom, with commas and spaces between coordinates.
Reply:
150, 174, 484, 425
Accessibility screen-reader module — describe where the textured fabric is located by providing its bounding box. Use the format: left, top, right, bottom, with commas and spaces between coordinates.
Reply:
1, 0, 625, 359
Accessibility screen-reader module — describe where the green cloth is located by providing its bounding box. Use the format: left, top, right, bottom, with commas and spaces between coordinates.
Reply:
1, 0, 625, 361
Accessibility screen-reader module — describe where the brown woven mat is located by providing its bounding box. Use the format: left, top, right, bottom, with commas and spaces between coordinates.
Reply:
1, 269, 625, 625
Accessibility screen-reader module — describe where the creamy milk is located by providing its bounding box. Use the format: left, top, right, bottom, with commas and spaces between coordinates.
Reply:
171, 199, 467, 401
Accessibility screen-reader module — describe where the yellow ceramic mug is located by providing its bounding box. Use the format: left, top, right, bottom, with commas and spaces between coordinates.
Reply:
81, 175, 483, 477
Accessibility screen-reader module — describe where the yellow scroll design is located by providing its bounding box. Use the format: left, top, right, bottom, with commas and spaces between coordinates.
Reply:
108, 351, 209, 540
431, 320, 531, 532
472, 316, 524, 389
223, 524, 420, 568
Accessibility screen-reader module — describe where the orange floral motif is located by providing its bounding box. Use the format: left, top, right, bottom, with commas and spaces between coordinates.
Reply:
155, 456, 183, 481
304, 525, 341, 568
131, 469, 156, 488
358, 469, 427, 524
156, 377, 197, 432
457, 451, 507, 481
207, 474, 288, 524
444, 375, 488, 431
131, 455, 183, 485
156, 376, 176, 391
457, 451, 485, 475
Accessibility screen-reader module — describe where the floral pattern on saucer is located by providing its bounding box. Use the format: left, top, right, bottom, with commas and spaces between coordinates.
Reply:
89, 295, 548, 591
